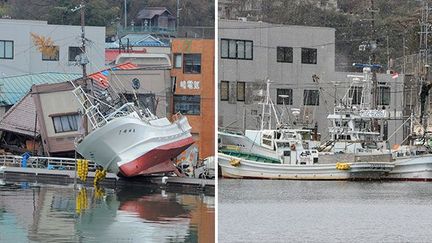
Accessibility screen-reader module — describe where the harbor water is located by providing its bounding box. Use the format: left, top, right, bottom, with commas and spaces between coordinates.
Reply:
0, 181, 214, 242
219, 179, 432, 242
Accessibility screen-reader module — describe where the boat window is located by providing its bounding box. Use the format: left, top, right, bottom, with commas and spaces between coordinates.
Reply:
262, 139, 272, 147
347, 135, 351, 140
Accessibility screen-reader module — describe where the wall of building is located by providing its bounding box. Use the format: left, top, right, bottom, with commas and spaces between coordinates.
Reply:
0, 19, 105, 77
109, 69, 172, 117
171, 38, 215, 159
32, 83, 81, 155
218, 19, 406, 146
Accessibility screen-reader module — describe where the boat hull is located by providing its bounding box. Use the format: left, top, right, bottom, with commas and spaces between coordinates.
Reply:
76, 116, 194, 177
384, 155, 432, 181
219, 153, 394, 180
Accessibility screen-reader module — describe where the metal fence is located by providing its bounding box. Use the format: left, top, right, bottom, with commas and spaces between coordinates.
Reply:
0, 155, 95, 171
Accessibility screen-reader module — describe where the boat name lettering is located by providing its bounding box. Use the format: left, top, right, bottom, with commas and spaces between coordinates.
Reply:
118, 128, 136, 135
179, 80, 200, 90
359, 110, 388, 118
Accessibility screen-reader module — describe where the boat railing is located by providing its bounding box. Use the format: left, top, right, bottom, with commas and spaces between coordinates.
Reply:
0, 154, 96, 171
104, 102, 137, 121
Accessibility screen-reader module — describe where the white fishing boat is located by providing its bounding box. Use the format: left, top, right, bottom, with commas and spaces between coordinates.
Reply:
219, 143, 394, 180
321, 64, 432, 180
72, 81, 194, 177
218, 79, 394, 180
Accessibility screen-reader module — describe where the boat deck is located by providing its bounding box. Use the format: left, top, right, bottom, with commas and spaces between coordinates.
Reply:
219, 149, 280, 164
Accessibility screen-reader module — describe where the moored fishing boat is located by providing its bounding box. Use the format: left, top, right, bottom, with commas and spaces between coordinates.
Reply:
219, 149, 394, 180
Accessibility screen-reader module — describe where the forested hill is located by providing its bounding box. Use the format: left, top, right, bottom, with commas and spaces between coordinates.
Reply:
238, 0, 423, 72
0, 0, 214, 32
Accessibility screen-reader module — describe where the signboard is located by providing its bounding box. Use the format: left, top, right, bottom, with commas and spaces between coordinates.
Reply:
179, 80, 200, 90
359, 110, 388, 118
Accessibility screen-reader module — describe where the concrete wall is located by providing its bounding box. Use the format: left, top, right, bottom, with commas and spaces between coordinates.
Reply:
218, 19, 406, 146
109, 69, 172, 117
0, 19, 105, 77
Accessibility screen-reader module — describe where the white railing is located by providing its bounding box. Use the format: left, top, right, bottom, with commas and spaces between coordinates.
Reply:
0, 155, 96, 171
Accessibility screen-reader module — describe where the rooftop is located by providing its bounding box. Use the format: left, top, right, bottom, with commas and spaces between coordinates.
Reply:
105, 34, 170, 49
0, 93, 39, 137
136, 7, 175, 19
0, 72, 82, 106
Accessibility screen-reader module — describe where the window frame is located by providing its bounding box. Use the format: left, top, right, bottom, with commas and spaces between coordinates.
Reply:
276, 88, 293, 105
41, 45, 59, 61
378, 85, 391, 106
220, 38, 253, 60
68, 46, 82, 62
277, 46, 293, 63
0, 40, 14, 59
51, 114, 80, 133
301, 48, 317, 64
173, 95, 201, 115
220, 81, 229, 101
237, 81, 246, 102
183, 53, 201, 74
303, 89, 320, 106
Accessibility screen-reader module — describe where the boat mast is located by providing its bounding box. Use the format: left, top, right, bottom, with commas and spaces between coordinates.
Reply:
260, 79, 280, 130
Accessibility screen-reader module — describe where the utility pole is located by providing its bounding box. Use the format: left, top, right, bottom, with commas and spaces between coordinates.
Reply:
80, 0, 87, 78
72, 0, 89, 135
124, 0, 127, 28
176, 0, 180, 30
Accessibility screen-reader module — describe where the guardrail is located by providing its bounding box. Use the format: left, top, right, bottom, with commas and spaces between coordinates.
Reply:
0, 155, 96, 171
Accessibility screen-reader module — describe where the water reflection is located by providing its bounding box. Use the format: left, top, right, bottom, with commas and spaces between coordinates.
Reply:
0, 181, 214, 243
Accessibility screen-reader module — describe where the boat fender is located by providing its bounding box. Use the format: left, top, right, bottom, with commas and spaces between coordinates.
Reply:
229, 159, 241, 167
336, 162, 351, 170
290, 144, 296, 151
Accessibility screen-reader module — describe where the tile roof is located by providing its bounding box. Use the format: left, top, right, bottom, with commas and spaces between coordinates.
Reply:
0, 72, 81, 106
136, 7, 174, 19
0, 93, 39, 137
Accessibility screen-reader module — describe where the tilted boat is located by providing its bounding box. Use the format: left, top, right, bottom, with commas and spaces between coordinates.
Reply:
72, 79, 194, 177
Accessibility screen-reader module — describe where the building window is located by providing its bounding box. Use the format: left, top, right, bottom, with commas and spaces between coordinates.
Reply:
221, 39, 253, 60
42, 46, 59, 61
348, 86, 363, 105
237, 81, 245, 101
301, 48, 317, 64
378, 86, 390, 106
52, 114, 79, 133
174, 95, 200, 115
304, 90, 320, 106
220, 81, 229, 101
174, 53, 182, 68
0, 40, 13, 59
183, 54, 201, 74
276, 89, 293, 105
277, 47, 293, 63
68, 47, 82, 62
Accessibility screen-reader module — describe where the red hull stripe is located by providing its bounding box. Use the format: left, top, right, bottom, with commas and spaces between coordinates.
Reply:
119, 137, 194, 177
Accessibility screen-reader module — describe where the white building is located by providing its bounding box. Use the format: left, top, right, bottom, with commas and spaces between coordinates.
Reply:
0, 19, 105, 77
